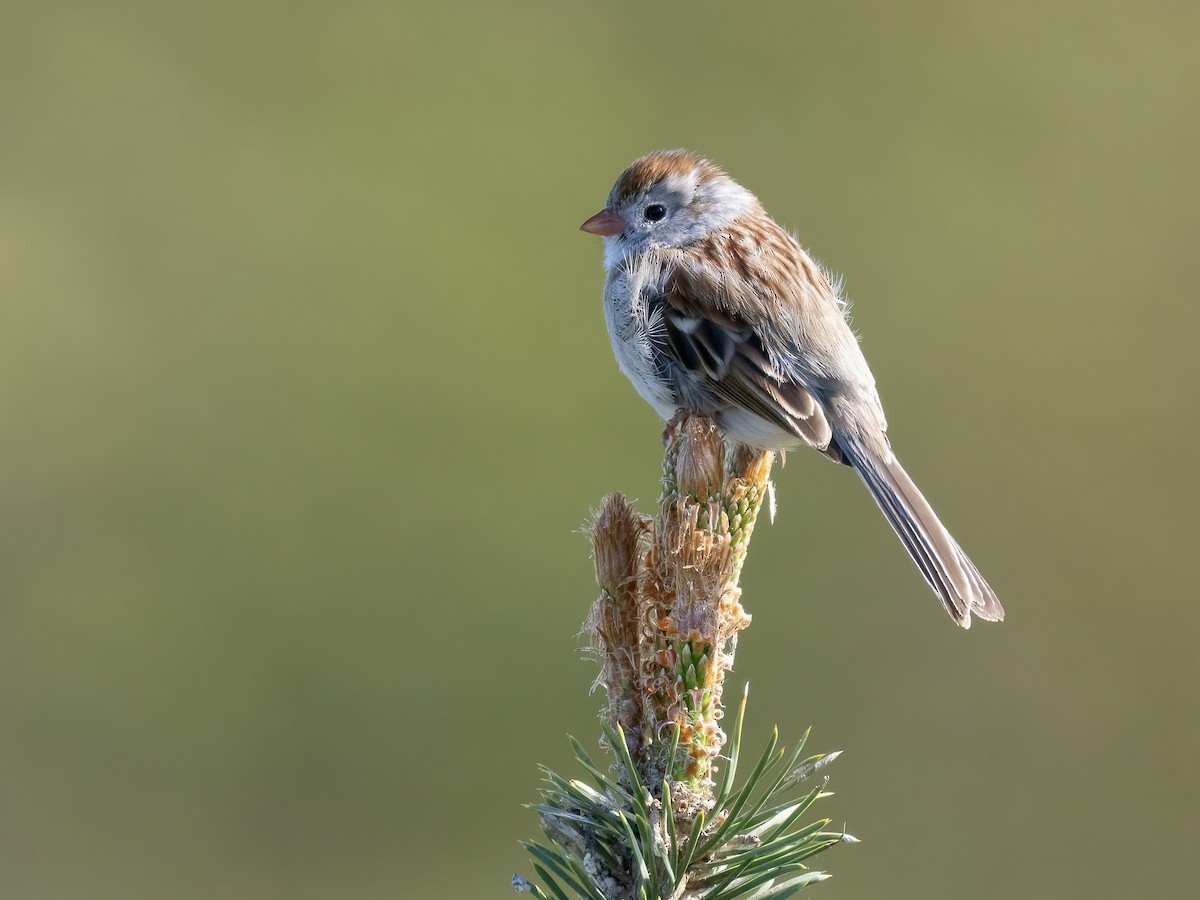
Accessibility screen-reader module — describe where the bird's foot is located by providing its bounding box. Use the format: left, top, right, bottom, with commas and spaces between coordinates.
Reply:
662, 409, 695, 445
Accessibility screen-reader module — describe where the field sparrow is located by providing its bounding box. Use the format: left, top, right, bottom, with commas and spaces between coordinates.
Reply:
581, 150, 1003, 627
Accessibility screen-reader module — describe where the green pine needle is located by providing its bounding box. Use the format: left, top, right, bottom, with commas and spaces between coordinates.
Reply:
517, 695, 852, 899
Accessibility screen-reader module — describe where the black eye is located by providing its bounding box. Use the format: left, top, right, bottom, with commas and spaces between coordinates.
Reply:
644, 204, 667, 222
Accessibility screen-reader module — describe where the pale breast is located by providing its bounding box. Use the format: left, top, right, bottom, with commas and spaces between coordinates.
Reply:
602, 260, 679, 421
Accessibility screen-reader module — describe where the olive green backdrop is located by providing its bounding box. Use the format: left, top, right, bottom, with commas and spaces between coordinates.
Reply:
2, 2, 1197, 898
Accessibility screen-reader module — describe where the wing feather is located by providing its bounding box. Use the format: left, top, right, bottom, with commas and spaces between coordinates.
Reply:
653, 268, 835, 452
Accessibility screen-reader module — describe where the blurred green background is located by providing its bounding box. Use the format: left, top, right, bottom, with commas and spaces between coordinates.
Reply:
2, 1, 1198, 897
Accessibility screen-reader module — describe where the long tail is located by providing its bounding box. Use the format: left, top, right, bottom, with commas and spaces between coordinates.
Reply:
838, 435, 1004, 628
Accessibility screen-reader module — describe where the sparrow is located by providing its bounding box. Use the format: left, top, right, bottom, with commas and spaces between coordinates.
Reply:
581, 150, 1003, 627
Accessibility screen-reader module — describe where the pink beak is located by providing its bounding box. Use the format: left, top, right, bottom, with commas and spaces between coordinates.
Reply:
580, 208, 625, 236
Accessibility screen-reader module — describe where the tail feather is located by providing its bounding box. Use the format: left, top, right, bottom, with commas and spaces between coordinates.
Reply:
840, 436, 1004, 627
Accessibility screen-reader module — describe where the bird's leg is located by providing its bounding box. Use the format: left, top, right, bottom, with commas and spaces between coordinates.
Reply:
663, 409, 695, 445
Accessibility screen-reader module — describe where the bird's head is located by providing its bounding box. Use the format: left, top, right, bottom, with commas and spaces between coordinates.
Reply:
581, 150, 757, 263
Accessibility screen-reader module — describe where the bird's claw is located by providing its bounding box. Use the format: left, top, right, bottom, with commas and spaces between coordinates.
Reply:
662, 409, 693, 444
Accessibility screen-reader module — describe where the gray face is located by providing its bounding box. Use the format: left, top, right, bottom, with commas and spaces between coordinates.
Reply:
603, 172, 756, 263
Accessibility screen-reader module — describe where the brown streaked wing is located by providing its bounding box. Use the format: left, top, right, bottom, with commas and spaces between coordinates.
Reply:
658, 272, 834, 452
